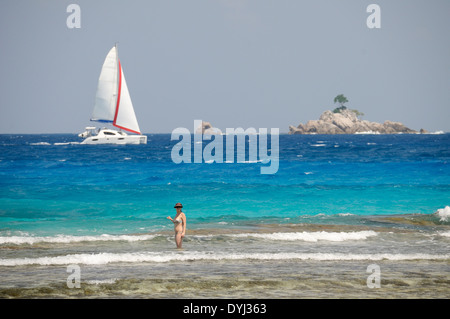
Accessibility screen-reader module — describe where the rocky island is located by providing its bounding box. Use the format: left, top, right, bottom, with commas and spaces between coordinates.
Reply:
289, 109, 420, 135
195, 121, 222, 135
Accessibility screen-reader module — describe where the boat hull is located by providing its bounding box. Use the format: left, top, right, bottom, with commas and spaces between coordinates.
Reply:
80, 129, 147, 145
81, 135, 147, 145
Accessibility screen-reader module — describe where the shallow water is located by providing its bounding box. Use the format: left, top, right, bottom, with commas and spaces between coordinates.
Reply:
1, 216, 449, 298
1, 259, 449, 298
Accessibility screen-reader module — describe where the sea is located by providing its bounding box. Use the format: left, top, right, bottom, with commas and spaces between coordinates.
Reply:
0, 133, 449, 299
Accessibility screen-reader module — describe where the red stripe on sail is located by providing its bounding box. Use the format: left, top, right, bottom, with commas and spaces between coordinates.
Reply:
113, 60, 141, 135
113, 124, 141, 135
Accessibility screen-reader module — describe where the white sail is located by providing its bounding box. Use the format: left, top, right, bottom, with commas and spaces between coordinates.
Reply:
91, 47, 118, 123
113, 62, 141, 134
90, 46, 141, 135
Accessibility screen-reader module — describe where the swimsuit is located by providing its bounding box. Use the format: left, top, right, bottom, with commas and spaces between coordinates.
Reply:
174, 217, 183, 235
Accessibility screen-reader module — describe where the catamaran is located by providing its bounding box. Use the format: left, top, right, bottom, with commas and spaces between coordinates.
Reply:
79, 45, 147, 144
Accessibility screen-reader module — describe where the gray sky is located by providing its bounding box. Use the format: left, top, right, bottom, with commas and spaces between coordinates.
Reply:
1, 0, 449, 133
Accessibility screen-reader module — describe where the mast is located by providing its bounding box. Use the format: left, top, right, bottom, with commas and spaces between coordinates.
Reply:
112, 42, 122, 130
115, 42, 119, 119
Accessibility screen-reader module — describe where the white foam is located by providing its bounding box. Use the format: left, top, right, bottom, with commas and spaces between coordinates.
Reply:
355, 131, 380, 135
54, 142, 80, 145
435, 206, 450, 222
85, 278, 118, 285
29, 142, 51, 145
0, 251, 448, 266
236, 159, 263, 163
230, 231, 377, 242
0, 234, 157, 245
437, 231, 450, 238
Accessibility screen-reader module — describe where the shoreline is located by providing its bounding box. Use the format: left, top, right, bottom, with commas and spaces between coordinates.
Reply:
1, 214, 449, 299
1, 211, 449, 241
1, 259, 449, 299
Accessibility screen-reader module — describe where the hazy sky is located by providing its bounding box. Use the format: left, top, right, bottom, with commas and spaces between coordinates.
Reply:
1, 0, 449, 133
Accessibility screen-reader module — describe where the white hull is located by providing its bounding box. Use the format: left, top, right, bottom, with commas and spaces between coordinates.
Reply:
80, 128, 147, 145
81, 135, 147, 145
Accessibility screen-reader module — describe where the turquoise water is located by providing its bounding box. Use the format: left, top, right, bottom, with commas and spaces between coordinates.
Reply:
0, 133, 449, 298
0, 133, 448, 235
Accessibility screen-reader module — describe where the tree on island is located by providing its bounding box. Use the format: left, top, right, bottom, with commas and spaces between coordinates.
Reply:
333, 94, 348, 113
332, 94, 364, 119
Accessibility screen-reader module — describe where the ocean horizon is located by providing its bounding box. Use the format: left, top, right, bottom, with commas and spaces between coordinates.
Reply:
0, 133, 449, 298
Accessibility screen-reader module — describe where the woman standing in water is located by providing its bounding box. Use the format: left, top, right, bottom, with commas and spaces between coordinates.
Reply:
167, 203, 186, 249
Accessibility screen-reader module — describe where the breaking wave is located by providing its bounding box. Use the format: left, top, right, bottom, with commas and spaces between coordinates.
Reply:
0, 231, 377, 245
229, 230, 377, 242
1, 251, 448, 266
0, 234, 157, 245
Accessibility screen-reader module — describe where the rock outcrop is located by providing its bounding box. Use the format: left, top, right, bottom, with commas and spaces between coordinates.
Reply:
195, 121, 222, 135
289, 110, 417, 134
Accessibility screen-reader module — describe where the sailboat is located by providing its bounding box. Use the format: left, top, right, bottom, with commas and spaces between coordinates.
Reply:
79, 45, 147, 144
